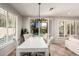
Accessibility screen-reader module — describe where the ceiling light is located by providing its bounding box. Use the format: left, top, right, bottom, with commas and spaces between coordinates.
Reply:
49, 8, 53, 11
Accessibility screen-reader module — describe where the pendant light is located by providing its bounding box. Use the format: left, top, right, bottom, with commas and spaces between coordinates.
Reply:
38, 3, 41, 20
38, 3, 41, 35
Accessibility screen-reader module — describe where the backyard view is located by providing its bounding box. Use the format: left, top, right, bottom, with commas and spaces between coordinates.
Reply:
59, 20, 79, 37
31, 18, 48, 36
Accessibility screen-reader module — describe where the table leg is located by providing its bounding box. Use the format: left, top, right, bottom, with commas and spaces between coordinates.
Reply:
16, 50, 20, 56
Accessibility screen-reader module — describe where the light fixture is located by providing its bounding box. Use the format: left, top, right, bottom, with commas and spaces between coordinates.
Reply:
38, 3, 41, 20
35, 3, 41, 28
38, 3, 41, 35
49, 7, 53, 11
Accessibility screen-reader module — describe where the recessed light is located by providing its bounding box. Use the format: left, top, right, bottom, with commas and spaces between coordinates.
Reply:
49, 8, 53, 11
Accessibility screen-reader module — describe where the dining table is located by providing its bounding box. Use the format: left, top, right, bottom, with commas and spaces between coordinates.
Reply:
16, 36, 48, 56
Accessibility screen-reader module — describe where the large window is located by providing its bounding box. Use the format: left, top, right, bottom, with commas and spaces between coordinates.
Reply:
0, 8, 7, 46
59, 20, 77, 37
0, 8, 17, 48
31, 18, 48, 36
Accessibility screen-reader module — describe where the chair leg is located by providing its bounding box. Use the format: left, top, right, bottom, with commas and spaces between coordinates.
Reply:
48, 44, 51, 56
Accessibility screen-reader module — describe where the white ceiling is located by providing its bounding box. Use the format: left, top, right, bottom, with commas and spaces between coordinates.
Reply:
9, 3, 79, 17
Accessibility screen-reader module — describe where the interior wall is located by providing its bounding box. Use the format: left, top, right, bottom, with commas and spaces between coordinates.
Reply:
22, 17, 30, 34
49, 19, 53, 35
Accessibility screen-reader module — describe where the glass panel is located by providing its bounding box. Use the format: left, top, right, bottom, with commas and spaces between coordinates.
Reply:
59, 20, 75, 37
31, 19, 39, 35
59, 21, 64, 37
76, 22, 79, 35
64, 21, 71, 37
0, 8, 7, 47
7, 13, 16, 41
71, 21, 75, 35
40, 18, 48, 35
0, 8, 16, 48
31, 18, 48, 36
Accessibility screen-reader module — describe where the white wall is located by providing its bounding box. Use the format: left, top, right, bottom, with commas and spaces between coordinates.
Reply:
22, 17, 30, 34
16, 16, 23, 40
49, 18, 59, 39
0, 3, 22, 55
48, 18, 59, 44
49, 19, 53, 35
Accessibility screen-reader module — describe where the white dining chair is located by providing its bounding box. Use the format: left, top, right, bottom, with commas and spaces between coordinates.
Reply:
43, 34, 53, 55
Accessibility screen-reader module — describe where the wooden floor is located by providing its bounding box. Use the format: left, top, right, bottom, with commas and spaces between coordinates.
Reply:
8, 43, 78, 56
49, 43, 78, 56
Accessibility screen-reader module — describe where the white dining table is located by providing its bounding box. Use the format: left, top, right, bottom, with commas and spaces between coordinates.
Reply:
16, 36, 48, 56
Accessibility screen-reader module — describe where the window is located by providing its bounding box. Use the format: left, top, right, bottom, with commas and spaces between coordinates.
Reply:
59, 21, 64, 37
59, 20, 77, 37
64, 21, 71, 37
31, 18, 48, 36
31, 19, 39, 35
0, 8, 7, 46
75, 21, 79, 35
7, 13, 16, 41
0, 8, 17, 48
40, 18, 48, 35
71, 21, 75, 35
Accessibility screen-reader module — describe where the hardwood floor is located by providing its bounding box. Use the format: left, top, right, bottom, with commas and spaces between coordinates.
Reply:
49, 43, 78, 56
8, 49, 16, 56
8, 43, 78, 56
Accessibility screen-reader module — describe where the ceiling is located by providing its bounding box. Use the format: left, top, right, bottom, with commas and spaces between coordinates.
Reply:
9, 3, 79, 17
